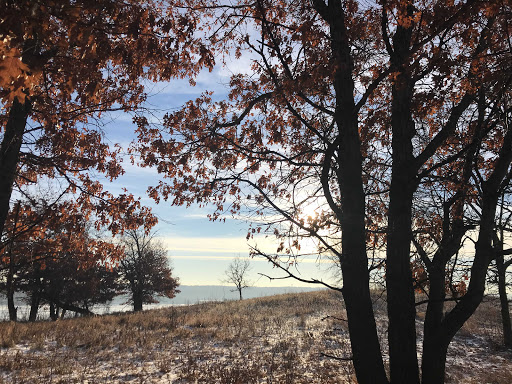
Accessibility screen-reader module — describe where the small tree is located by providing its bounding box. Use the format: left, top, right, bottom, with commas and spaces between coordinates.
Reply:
224, 256, 251, 300
118, 229, 179, 311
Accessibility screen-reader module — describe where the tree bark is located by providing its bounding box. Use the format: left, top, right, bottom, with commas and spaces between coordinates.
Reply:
0, 98, 31, 238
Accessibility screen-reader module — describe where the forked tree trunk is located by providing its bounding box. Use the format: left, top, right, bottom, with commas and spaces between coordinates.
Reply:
421, 128, 512, 382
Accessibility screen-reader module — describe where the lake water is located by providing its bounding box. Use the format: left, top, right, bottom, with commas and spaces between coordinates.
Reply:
0, 285, 323, 321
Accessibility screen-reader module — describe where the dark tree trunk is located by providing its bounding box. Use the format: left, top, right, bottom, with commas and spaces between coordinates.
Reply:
6, 250, 17, 321
385, 6, 420, 383
0, 98, 31, 237
5, 201, 21, 322
386, 175, 419, 384
421, 266, 449, 384
29, 289, 41, 322
238, 288, 243, 300
312, 2, 388, 382
496, 253, 512, 347
421, 230, 467, 384
49, 301, 58, 321
6, 285, 17, 322
28, 269, 42, 322
421, 337, 449, 384
133, 292, 143, 312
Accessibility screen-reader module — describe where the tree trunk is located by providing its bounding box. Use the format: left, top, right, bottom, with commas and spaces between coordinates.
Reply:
496, 253, 512, 347
49, 301, 58, 321
28, 289, 41, 322
421, 337, 449, 384
386, 176, 419, 384
28, 269, 42, 322
0, 98, 31, 237
133, 293, 143, 312
5, 201, 21, 322
6, 287, 17, 322
238, 288, 243, 300
386, 8, 420, 383
317, 2, 388, 382
6, 254, 17, 322
421, 266, 449, 384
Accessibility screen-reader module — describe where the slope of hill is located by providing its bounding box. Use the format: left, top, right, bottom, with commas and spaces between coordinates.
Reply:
0, 290, 510, 383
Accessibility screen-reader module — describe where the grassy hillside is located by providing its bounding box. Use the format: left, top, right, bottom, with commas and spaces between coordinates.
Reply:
0, 290, 510, 383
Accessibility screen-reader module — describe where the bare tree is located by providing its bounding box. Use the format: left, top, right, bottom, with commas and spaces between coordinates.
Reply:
224, 256, 251, 300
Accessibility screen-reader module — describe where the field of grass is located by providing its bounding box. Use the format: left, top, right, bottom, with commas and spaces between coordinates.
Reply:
0, 290, 510, 383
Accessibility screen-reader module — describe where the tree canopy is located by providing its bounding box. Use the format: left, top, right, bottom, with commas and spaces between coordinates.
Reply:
0, 0, 214, 239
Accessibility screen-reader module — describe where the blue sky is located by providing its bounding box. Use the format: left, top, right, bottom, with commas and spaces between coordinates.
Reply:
99, 64, 338, 287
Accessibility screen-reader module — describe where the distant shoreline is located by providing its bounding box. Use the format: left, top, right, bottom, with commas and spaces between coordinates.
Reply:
0, 285, 325, 321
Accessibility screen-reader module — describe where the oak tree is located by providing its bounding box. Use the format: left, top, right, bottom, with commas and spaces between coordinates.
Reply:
133, 1, 512, 383
0, 0, 214, 241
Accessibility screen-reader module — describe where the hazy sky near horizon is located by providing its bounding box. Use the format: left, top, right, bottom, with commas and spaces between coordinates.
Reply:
99, 60, 338, 288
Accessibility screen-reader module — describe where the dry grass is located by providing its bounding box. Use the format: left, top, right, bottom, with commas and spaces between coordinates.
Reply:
0, 290, 510, 383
